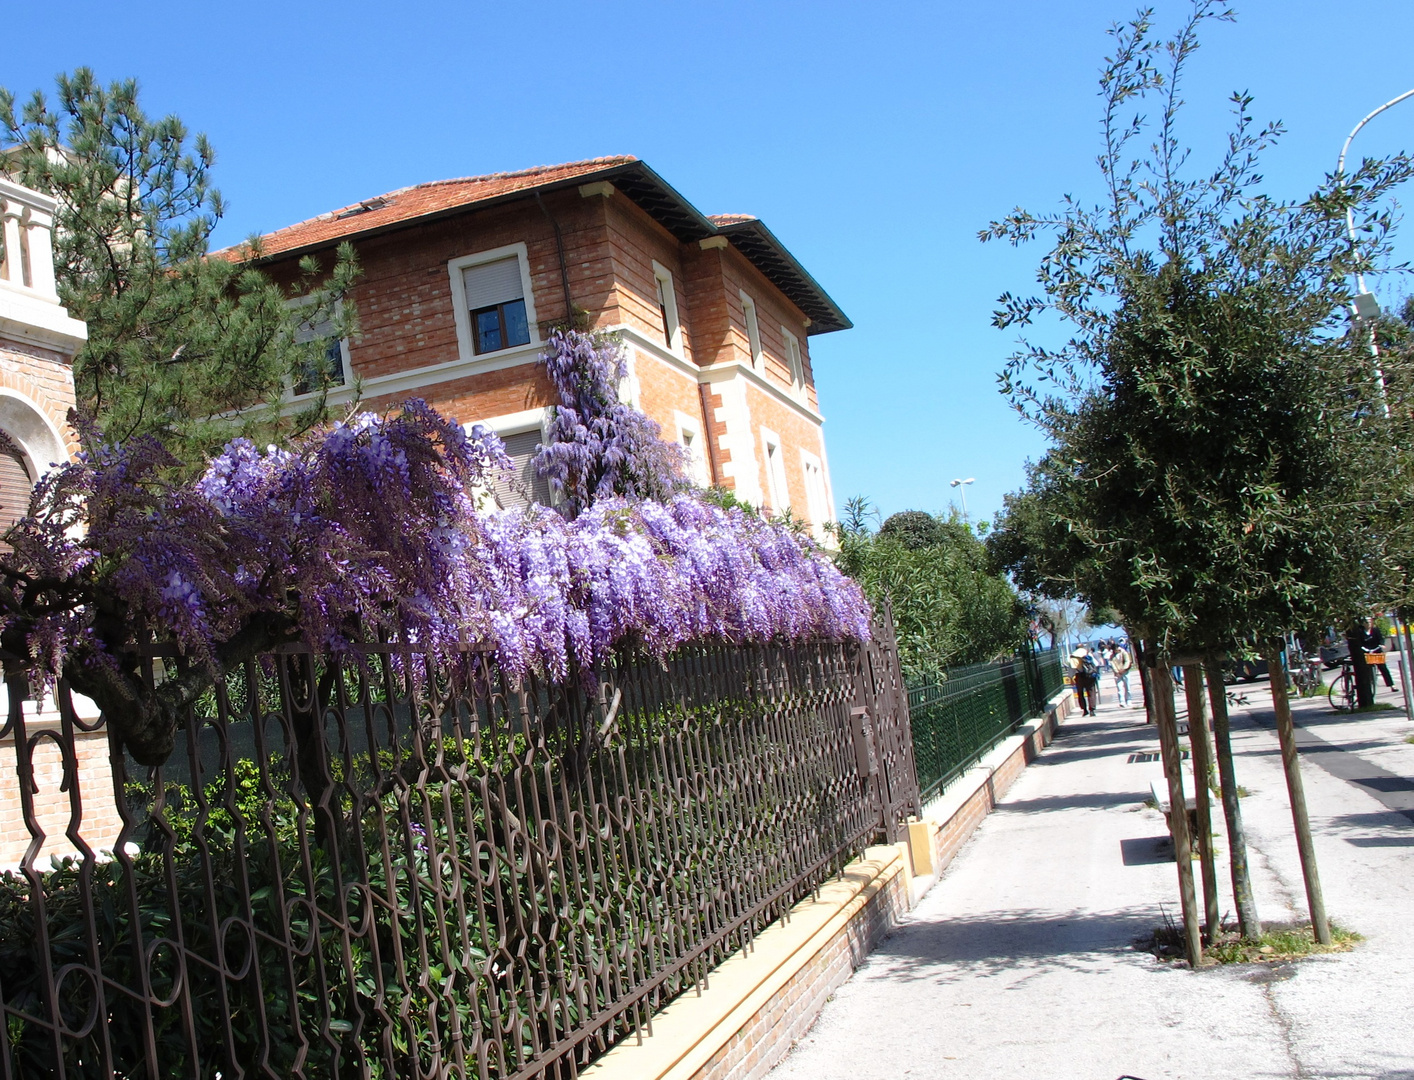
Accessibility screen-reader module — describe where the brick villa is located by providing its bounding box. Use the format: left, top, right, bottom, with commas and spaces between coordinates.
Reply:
230, 156, 850, 534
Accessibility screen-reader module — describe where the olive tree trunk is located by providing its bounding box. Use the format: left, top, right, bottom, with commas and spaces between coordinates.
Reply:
1203, 657, 1262, 939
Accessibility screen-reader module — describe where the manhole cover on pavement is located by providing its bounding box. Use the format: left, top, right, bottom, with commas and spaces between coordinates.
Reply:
1127, 751, 1188, 763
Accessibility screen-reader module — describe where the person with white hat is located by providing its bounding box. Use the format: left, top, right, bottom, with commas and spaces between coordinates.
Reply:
1069, 644, 1099, 716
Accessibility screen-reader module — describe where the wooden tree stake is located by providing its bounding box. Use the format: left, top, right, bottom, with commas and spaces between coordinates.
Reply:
1182, 662, 1220, 942
1204, 656, 1262, 939
1265, 644, 1331, 945
1149, 651, 1202, 966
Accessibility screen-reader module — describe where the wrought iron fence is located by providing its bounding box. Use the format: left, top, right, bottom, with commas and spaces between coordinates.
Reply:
0, 624, 917, 1079
908, 646, 1063, 802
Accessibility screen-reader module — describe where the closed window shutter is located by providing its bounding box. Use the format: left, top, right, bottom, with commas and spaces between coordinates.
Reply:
491, 429, 552, 509
0, 449, 32, 551
463, 257, 524, 311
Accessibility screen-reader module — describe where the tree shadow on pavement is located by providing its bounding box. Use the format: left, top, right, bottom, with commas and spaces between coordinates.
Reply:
996, 791, 1150, 813
1325, 809, 1413, 830
864, 907, 1164, 983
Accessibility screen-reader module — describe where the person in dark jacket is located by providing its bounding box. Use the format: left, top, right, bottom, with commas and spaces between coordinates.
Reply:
1363, 617, 1396, 692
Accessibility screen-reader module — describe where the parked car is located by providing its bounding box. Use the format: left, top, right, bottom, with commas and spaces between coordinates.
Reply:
1221, 656, 1269, 684
1319, 639, 1351, 669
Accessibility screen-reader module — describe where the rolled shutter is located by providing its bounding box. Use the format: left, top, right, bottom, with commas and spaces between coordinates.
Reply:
0, 449, 32, 551
491, 429, 553, 510
463, 257, 524, 312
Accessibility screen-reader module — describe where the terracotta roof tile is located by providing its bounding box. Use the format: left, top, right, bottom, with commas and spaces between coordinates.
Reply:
219, 156, 638, 261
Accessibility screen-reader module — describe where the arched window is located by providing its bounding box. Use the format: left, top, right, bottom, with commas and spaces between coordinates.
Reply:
0, 438, 33, 550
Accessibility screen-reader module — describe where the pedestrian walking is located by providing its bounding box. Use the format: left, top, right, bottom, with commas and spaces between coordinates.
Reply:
1111, 640, 1133, 706
1069, 645, 1099, 716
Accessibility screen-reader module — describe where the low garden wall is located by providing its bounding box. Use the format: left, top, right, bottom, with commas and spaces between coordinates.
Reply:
583, 687, 1071, 1080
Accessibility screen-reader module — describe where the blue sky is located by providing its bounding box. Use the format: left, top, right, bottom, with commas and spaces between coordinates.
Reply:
9, 0, 1414, 525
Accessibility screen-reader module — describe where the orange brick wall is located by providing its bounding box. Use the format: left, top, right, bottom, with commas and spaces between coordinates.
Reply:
261, 186, 835, 513
0, 723, 123, 870
688, 864, 910, 1080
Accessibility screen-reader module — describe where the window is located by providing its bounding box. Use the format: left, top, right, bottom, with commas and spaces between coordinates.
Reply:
288, 298, 349, 396
463, 256, 531, 355
801, 451, 830, 540
675, 410, 709, 486
782, 327, 805, 393
652, 261, 681, 352
0, 439, 31, 553
449, 245, 539, 362
740, 292, 762, 369
488, 427, 554, 510
761, 428, 789, 512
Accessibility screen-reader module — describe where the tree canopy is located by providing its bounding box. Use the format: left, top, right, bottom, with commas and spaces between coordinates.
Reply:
0, 69, 358, 466
834, 501, 1027, 674
982, 1, 1413, 652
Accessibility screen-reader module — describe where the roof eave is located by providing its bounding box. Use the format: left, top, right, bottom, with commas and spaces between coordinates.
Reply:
712, 218, 852, 335
237, 160, 851, 336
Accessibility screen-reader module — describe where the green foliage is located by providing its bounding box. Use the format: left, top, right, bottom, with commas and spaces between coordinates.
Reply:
981, 3, 1414, 653
834, 501, 1027, 673
0, 656, 860, 1077
0, 69, 360, 466
878, 510, 946, 549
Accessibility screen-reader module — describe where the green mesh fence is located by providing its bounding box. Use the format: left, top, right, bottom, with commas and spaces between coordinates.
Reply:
908, 646, 1064, 802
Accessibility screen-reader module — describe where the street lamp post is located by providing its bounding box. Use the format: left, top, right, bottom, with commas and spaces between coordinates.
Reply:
1337, 89, 1414, 725
949, 477, 975, 519
1336, 88, 1414, 418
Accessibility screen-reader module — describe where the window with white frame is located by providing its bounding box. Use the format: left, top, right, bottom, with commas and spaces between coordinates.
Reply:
476, 412, 554, 510
800, 450, 830, 539
781, 326, 805, 394
288, 296, 349, 396
652, 260, 681, 352
740, 291, 762, 370
449, 244, 538, 360
761, 428, 789, 513
675, 410, 709, 486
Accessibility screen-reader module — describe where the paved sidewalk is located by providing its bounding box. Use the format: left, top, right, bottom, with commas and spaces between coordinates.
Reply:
768, 677, 1414, 1080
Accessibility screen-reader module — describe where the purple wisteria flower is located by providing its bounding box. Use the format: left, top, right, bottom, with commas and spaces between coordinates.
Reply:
534, 329, 687, 518
0, 395, 869, 729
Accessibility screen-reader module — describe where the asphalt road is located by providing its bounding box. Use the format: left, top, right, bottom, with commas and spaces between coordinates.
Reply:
767, 677, 1414, 1080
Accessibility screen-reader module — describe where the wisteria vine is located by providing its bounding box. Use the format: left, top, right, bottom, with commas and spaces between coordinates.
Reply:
0, 392, 867, 764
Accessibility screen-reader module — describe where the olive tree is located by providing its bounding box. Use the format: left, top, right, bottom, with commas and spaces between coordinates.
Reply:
982, 1, 1412, 958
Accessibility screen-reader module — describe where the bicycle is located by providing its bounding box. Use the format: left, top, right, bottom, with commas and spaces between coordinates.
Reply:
1328, 657, 1357, 712
1289, 654, 1325, 696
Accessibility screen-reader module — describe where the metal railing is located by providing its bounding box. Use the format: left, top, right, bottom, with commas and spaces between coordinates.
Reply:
0, 626, 918, 1078
908, 646, 1063, 802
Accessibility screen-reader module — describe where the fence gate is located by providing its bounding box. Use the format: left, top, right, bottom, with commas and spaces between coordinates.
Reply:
850, 607, 922, 842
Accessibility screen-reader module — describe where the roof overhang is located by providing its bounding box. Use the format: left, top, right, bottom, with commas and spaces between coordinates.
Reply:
237, 160, 851, 336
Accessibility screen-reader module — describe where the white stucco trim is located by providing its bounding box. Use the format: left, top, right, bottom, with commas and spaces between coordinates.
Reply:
472, 406, 551, 438
0, 294, 87, 356
0, 388, 68, 478
447, 242, 541, 364
711, 376, 761, 507
611, 324, 824, 425
673, 409, 709, 486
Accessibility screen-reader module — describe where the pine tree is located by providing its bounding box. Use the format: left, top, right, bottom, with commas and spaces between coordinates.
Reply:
0, 69, 359, 467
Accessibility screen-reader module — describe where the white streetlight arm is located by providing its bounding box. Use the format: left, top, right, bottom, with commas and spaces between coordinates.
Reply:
1337, 87, 1414, 292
